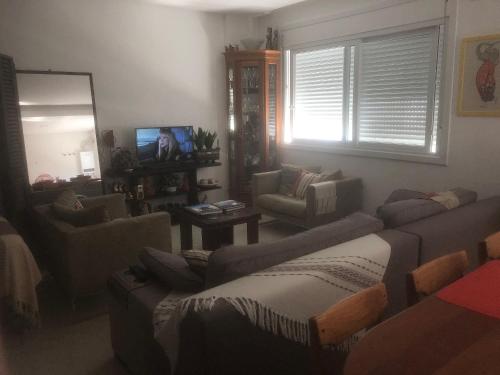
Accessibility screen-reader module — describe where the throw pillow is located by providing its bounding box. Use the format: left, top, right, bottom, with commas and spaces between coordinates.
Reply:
182, 249, 212, 276
294, 169, 342, 200
139, 247, 203, 292
278, 164, 322, 196
53, 190, 84, 210
52, 203, 110, 227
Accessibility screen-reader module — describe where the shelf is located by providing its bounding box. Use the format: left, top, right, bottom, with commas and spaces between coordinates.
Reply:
106, 161, 222, 178
139, 186, 221, 201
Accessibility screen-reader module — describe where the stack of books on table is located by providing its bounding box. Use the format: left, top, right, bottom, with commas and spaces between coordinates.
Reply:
185, 203, 222, 216
213, 200, 246, 213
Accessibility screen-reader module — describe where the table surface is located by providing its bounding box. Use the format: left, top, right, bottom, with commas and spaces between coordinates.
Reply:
344, 271, 500, 375
176, 207, 262, 227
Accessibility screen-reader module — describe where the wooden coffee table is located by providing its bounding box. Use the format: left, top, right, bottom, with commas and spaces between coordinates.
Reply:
177, 207, 262, 251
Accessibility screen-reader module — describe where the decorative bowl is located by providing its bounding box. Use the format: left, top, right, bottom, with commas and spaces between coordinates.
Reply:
240, 38, 264, 50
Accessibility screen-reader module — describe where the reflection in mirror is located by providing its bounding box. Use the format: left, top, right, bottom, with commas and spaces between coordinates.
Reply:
16, 72, 101, 191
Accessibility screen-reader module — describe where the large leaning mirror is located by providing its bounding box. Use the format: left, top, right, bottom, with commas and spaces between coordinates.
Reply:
16, 71, 102, 198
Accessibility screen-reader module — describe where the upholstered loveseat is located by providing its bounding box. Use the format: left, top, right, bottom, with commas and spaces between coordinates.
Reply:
34, 193, 171, 301
252, 167, 362, 228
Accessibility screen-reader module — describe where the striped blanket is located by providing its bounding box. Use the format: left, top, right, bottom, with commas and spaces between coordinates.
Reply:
154, 234, 391, 371
0, 217, 42, 326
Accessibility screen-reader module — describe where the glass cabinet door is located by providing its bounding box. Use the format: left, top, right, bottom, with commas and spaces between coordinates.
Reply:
240, 64, 262, 180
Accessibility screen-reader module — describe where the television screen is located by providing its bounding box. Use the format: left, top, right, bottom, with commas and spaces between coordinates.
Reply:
136, 126, 194, 163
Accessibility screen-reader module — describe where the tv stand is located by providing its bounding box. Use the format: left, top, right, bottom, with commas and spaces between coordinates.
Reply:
110, 161, 222, 216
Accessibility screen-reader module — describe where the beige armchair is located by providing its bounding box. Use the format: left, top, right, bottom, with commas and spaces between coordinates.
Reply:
33, 194, 171, 302
252, 170, 362, 228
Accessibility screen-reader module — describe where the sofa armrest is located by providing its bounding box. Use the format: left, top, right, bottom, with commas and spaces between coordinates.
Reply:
306, 177, 362, 220
81, 193, 128, 219
63, 212, 171, 296
252, 170, 281, 202
306, 181, 337, 217
334, 177, 363, 217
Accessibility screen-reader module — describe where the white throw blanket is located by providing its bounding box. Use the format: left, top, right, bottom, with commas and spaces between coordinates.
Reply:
0, 217, 42, 326
154, 234, 391, 372
430, 191, 460, 210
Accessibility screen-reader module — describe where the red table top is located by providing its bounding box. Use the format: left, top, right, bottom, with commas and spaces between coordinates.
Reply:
437, 260, 500, 320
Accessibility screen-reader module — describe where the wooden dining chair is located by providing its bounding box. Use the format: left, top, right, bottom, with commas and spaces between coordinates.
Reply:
479, 232, 500, 265
407, 250, 469, 306
309, 283, 388, 375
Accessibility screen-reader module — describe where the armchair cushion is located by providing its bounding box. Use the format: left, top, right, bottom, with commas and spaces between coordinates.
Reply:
81, 193, 128, 219
278, 164, 322, 196
53, 189, 84, 210
256, 194, 306, 218
52, 203, 110, 227
140, 247, 203, 292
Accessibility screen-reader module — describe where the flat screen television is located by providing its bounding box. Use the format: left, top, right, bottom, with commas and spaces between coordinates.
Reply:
136, 126, 194, 163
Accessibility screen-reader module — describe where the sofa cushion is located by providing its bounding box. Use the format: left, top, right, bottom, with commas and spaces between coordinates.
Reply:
52, 203, 110, 227
139, 247, 203, 292
53, 189, 84, 210
278, 164, 321, 196
206, 212, 383, 288
377, 199, 447, 228
256, 194, 306, 218
182, 249, 212, 277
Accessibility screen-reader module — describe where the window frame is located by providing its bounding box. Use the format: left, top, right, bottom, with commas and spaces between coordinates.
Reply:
283, 21, 449, 165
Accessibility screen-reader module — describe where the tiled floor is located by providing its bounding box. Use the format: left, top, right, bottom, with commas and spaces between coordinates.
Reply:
2, 218, 301, 375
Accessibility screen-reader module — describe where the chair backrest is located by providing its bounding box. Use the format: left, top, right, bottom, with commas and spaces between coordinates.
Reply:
479, 232, 500, 265
309, 283, 388, 374
407, 250, 469, 305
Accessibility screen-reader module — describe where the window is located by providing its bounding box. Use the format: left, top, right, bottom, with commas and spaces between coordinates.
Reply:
285, 26, 445, 161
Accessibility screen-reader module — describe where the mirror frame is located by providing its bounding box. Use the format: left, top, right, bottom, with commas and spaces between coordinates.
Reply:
16, 69, 104, 198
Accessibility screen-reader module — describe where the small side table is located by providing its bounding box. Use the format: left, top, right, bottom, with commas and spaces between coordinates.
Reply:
176, 207, 262, 251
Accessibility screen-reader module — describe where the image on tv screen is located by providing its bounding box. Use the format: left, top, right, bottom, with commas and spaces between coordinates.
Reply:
136, 126, 194, 162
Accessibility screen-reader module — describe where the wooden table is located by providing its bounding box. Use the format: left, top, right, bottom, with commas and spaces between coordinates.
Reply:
177, 207, 262, 251
344, 263, 500, 375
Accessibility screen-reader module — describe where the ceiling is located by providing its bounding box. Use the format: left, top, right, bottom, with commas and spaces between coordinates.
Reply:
145, 0, 308, 13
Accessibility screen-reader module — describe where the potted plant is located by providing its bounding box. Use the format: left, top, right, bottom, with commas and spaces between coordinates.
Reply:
193, 128, 220, 163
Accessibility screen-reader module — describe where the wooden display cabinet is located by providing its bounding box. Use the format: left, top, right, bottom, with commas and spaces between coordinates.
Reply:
225, 50, 282, 204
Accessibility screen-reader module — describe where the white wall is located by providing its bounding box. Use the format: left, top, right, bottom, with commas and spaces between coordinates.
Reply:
260, 0, 500, 213
0, 0, 227, 199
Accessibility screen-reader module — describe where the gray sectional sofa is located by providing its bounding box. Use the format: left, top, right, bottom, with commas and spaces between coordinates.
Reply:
108, 194, 500, 375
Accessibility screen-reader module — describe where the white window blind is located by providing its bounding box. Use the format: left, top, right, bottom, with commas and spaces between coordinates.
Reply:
293, 46, 345, 141
285, 24, 445, 162
357, 28, 439, 148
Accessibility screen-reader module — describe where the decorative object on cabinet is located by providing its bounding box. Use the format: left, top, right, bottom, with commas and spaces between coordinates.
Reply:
225, 49, 282, 204
160, 174, 179, 193
272, 30, 279, 50
266, 27, 273, 50
240, 38, 264, 50
225, 45, 239, 53
111, 147, 137, 172
193, 127, 220, 163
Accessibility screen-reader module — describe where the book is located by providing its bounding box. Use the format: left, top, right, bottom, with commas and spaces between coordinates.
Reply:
213, 200, 245, 213
185, 203, 222, 216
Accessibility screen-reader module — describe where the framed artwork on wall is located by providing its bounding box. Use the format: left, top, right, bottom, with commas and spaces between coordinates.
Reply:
457, 33, 500, 117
